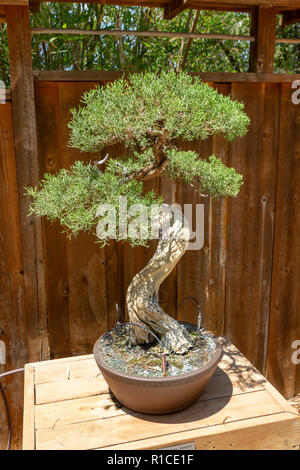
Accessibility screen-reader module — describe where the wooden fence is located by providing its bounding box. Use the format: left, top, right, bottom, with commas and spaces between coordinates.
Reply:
1, 74, 300, 448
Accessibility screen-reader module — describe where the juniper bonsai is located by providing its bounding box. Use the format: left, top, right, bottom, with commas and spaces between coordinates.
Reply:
26, 71, 249, 354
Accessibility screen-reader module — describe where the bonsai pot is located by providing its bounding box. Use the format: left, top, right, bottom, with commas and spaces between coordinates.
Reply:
93, 327, 223, 415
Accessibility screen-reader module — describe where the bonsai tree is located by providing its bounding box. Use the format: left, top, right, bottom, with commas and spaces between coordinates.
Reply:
27, 71, 249, 354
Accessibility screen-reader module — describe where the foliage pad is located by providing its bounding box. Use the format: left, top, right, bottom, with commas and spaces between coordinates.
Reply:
27, 71, 250, 245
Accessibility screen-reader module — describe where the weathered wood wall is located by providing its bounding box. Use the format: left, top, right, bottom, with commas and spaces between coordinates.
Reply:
0, 101, 25, 450
1, 76, 300, 448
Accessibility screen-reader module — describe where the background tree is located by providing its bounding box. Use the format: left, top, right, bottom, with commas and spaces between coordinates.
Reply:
0, 3, 299, 87
26, 71, 249, 353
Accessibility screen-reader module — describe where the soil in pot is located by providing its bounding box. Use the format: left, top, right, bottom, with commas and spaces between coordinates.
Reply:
96, 323, 217, 378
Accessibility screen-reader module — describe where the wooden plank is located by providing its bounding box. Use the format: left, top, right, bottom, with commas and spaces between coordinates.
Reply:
104, 240, 125, 329
35, 394, 124, 430
262, 379, 299, 415
100, 413, 300, 450
1, 0, 28, 4
30, 0, 300, 7
31, 27, 254, 43
0, 102, 26, 450
35, 81, 72, 360
35, 390, 284, 450
206, 83, 230, 335
29, 353, 94, 368
22, 365, 35, 450
35, 375, 108, 405
47, 0, 166, 6
35, 80, 115, 359
34, 369, 266, 430
266, 84, 300, 398
34, 357, 99, 384
190, 0, 300, 6
6, 5, 49, 364
163, 0, 188, 20
225, 83, 279, 374
249, 6, 277, 72
33, 70, 300, 83
176, 127, 212, 327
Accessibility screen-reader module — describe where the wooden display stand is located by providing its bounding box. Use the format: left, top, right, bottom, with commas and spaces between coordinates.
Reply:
23, 337, 300, 450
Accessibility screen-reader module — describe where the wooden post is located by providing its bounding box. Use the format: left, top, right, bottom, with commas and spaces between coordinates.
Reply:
5, 5, 49, 363
249, 6, 277, 73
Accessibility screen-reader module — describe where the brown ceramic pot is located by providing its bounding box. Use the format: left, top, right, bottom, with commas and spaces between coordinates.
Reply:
93, 327, 222, 415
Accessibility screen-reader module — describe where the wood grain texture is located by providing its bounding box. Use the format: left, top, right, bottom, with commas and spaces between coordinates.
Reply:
266, 84, 300, 398
35, 82, 71, 359
33, 70, 300, 83
35, 81, 108, 359
13, 0, 300, 8
0, 103, 25, 449
206, 83, 230, 335
6, 5, 49, 364
225, 83, 279, 374
101, 413, 300, 450
249, 5, 277, 73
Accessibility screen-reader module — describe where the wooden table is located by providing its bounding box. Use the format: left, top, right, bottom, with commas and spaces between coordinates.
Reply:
23, 337, 300, 450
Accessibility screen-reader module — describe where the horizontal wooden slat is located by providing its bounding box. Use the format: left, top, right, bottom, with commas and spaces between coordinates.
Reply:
35, 375, 108, 405
35, 394, 123, 430
29, 353, 94, 368
23, 0, 300, 9
190, 0, 300, 7
0, 0, 28, 4
34, 357, 99, 384
34, 369, 266, 430
33, 70, 300, 83
35, 390, 284, 450
99, 413, 300, 450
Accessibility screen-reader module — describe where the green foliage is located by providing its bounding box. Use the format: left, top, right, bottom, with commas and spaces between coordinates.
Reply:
27, 71, 248, 245
167, 150, 243, 197
26, 160, 162, 244
69, 71, 250, 152
0, 5, 299, 87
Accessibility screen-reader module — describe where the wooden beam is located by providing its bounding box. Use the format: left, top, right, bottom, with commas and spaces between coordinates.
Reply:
34, 0, 300, 7
0, 0, 28, 4
281, 9, 300, 26
1, 0, 300, 8
0, 5, 5, 22
249, 6, 277, 73
31, 27, 254, 42
187, 0, 300, 7
33, 70, 300, 83
30, 26, 300, 44
164, 0, 188, 20
6, 6, 49, 364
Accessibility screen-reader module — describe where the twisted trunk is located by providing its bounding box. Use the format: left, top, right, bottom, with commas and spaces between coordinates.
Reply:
126, 206, 193, 354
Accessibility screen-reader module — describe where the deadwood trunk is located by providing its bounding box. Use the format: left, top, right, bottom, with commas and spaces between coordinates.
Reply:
126, 205, 193, 354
